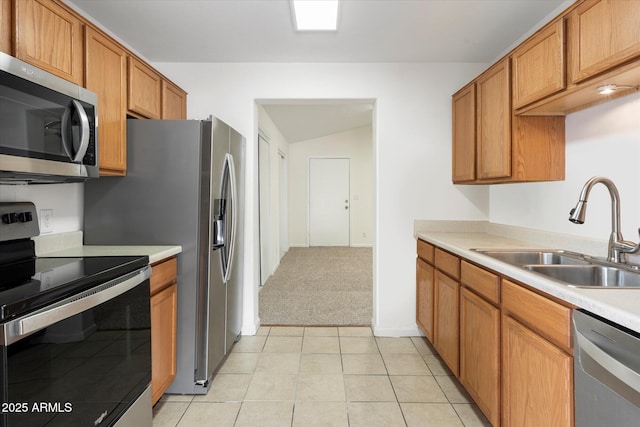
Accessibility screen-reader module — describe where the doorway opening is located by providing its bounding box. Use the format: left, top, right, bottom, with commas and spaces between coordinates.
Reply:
256, 99, 375, 326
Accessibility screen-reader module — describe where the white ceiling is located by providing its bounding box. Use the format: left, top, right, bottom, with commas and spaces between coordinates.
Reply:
67, 0, 567, 142
260, 101, 374, 143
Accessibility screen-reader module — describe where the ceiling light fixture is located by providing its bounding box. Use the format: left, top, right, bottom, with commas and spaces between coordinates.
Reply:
292, 0, 339, 31
596, 84, 634, 95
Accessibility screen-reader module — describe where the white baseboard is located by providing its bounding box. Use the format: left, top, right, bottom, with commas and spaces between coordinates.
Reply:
287, 244, 373, 248
371, 321, 423, 337
241, 318, 261, 336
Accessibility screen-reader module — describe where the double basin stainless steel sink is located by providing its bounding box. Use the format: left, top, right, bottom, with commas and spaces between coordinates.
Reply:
474, 249, 640, 288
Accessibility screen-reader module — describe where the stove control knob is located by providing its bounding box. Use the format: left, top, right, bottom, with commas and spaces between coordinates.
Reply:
2, 213, 19, 224
17, 212, 33, 223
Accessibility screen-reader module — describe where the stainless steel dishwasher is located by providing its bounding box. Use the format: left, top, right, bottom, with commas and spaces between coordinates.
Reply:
573, 309, 640, 426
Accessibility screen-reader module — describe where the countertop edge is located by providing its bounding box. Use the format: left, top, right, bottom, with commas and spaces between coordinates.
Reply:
40, 245, 183, 265
416, 231, 640, 335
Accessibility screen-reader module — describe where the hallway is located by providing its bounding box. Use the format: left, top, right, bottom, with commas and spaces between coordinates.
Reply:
259, 247, 372, 326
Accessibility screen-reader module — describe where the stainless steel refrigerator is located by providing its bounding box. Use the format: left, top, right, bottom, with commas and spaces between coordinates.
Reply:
83, 117, 245, 394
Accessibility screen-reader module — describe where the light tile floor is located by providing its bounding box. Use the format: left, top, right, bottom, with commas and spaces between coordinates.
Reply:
153, 326, 492, 427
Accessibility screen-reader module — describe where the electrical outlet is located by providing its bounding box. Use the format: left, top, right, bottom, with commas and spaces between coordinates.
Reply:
362, 232, 366, 238
40, 209, 53, 233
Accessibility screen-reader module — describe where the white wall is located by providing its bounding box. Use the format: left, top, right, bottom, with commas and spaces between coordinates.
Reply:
257, 105, 290, 279
490, 92, 640, 254
156, 61, 489, 336
0, 183, 83, 234
288, 125, 373, 248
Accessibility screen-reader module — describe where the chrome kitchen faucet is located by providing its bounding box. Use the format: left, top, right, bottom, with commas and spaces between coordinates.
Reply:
569, 176, 640, 264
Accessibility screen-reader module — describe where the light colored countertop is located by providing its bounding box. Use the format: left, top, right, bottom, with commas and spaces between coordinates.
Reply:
42, 245, 182, 265
415, 222, 640, 334
33, 231, 182, 265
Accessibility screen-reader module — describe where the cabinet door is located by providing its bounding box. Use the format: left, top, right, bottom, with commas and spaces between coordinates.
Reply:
460, 288, 500, 427
434, 270, 459, 376
15, 0, 83, 85
151, 283, 178, 405
476, 58, 511, 180
85, 27, 127, 176
128, 56, 162, 119
416, 258, 435, 342
1, 0, 11, 54
512, 19, 565, 109
502, 315, 573, 427
568, 0, 640, 84
452, 84, 476, 183
162, 80, 187, 119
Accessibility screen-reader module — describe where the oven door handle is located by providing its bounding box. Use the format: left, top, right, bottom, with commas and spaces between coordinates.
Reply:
2, 266, 151, 346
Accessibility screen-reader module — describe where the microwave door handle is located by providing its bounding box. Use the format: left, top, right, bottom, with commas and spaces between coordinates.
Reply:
70, 100, 90, 162
60, 105, 75, 160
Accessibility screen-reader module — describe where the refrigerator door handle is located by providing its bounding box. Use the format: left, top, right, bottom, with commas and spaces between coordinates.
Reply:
223, 153, 237, 283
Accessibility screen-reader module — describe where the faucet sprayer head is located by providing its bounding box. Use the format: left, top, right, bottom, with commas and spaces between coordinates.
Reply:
569, 201, 587, 224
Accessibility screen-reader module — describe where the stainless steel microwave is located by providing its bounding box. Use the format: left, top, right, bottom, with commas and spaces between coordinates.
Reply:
0, 52, 98, 184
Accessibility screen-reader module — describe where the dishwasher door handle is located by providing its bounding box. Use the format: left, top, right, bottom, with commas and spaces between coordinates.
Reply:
576, 329, 640, 395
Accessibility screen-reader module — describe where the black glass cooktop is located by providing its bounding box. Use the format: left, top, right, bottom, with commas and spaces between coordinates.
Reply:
0, 255, 149, 321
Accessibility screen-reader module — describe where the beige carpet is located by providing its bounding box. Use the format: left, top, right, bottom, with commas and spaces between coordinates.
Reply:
259, 247, 372, 326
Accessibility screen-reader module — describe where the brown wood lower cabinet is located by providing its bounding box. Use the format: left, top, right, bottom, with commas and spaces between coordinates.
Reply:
501, 314, 573, 427
434, 270, 460, 376
460, 287, 500, 427
150, 257, 178, 405
415, 239, 574, 426
416, 257, 434, 341
501, 279, 573, 427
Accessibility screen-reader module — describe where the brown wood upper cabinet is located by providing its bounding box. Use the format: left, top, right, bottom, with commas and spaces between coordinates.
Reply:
85, 27, 128, 176
14, 0, 84, 85
1, 0, 11, 54
128, 56, 162, 119
162, 80, 187, 119
512, 19, 566, 109
476, 58, 512, 180
452, 57, 565, 184
452, 83, 476, 182
568, 0, 640, 84
513, 0, 640, 115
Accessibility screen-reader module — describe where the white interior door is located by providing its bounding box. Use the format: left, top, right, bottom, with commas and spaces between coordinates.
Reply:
258, 135, 270, 286
309, 158, 350, 246
279, 151, 289, 258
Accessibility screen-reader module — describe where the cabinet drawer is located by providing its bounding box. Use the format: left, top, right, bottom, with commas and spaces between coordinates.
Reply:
461, 261, 500, 305
502, 279, 572, 352
150, 257, 177, 295
435, 248, 460, 280
417, 239, 434, 264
